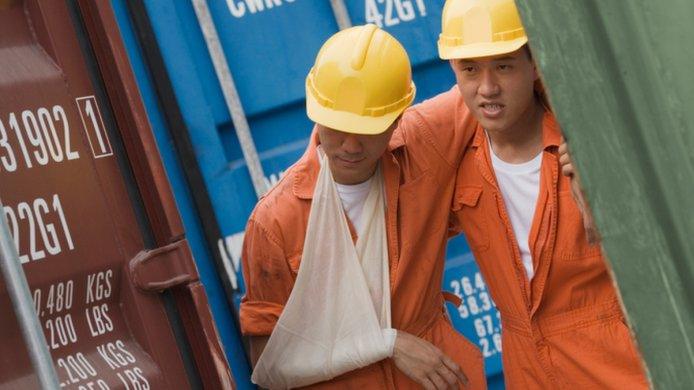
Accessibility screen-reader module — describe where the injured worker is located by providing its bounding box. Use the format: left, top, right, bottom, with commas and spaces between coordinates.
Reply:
239, 24, 486, 390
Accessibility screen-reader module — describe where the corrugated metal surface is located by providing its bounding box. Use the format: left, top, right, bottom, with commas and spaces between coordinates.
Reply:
114, 0, 506, 387
517, 1, 694, 388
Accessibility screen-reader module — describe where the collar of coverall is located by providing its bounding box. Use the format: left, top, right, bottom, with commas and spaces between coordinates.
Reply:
292, 126, 406, 200
471, 109, 561, 151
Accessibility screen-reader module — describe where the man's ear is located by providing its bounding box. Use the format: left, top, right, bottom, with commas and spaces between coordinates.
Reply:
391, 114, 403, 129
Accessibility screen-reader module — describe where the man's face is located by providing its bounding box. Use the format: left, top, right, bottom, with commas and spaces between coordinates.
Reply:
450, 47, 538, 133
317, 119, 397, 185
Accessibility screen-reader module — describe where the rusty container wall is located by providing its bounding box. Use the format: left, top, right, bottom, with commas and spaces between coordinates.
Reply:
0, 0, 232, 388
516, 0, 694, 388
109, 0, 255, 386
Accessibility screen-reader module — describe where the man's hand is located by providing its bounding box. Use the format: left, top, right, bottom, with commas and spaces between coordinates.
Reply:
392, 331, 468, 390
249, 336, 270, 367
559, 138, 600, 244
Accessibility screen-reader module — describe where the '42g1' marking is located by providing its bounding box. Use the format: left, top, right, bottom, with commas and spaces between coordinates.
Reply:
365, 0, 427, 28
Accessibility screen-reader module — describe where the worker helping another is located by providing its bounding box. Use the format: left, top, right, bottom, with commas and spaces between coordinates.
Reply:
239, 0, 650, 389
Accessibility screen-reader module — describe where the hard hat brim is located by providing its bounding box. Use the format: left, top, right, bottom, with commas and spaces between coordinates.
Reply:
438, 36, 528, 60
306, 83, 416, 136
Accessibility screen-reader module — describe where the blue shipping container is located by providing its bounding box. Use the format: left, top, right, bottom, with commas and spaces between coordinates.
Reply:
113, 0, 504, 388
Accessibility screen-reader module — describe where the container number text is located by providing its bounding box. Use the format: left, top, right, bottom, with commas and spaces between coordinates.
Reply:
365, 0, 427, 28
4, 194, 74, 263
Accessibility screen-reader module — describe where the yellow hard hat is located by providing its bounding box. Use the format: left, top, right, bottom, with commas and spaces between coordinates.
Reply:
306, 24, 416, 135
438, 0, 528, 60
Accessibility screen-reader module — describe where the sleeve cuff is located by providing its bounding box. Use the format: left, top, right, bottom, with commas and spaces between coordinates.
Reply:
382, 328, 397, 357
239, 300, 284, 336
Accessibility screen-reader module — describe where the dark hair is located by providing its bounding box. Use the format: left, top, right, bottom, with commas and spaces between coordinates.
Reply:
522, 44, 533, 60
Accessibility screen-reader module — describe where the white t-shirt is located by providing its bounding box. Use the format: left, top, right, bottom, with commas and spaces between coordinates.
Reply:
489, 142, 543, 281
336, 177, 373, 235
335, 175, 397, 352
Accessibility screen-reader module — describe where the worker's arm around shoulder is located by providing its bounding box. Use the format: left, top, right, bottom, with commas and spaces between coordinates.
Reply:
396, 87, 476, 168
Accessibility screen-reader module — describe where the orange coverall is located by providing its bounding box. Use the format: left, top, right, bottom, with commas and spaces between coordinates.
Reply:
450, 111, 649, 389
240, 88, 486, 389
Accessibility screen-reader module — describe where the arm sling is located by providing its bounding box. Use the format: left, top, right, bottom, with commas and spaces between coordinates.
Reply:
252, 149, 393, 389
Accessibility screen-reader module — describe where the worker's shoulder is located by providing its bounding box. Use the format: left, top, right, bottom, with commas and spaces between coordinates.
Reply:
397, 85, 474, 143
403, 85, 467, 130
394, 86, 475, 167
413, 85, 461, 113
248, 163, 309, 240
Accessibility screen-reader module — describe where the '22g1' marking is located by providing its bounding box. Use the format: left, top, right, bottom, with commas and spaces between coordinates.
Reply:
3, 194, 74, 263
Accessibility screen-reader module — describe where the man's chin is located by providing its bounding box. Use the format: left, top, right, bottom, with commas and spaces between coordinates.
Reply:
477, 118, 504, 133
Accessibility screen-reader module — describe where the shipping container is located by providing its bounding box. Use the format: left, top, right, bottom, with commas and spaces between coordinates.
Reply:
114, 0, 505, 388
0, 0, 232, 388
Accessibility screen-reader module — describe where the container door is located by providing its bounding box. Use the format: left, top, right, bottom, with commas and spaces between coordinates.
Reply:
0, 0, 232, 388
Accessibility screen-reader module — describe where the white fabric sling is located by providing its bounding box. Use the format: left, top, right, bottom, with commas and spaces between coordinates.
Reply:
251, 148, 394, 389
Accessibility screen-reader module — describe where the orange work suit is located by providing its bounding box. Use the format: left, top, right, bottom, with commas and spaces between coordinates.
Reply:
240, 88, 486, 389
450, 111, 649, 389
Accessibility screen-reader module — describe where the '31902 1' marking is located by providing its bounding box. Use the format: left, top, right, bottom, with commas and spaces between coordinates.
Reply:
0, 106, 79, 172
